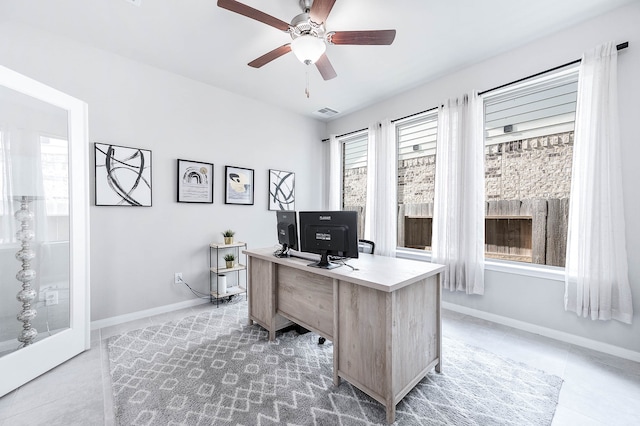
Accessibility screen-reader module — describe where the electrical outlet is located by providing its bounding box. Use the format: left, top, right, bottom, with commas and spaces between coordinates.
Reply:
174, 272, 183, 284
44, 290, 58, 306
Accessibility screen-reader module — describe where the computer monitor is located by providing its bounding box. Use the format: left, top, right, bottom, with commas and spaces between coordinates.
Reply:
275, 211, 298, 257
298, 210, 359, 269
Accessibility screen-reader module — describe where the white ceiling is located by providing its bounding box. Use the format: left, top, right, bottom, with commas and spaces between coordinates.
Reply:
2, 0, 636, 121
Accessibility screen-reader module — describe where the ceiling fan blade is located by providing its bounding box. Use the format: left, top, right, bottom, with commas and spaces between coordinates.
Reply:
248, 44, 292, 68
315, 54, 337, 80
327, 29, 396, 45
217, 0, 290, 32
309, 0, 336, 25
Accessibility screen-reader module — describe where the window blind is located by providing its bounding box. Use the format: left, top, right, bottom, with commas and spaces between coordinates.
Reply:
342, 131, 368, 170
484, 70, 579, 145
396, 112, 438, 160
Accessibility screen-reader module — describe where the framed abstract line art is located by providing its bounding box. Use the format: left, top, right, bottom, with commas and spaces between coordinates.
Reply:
225, 166, 254, 205
94, 143, 152, 206
177, 159, 213, 203
268, 169, 295, 211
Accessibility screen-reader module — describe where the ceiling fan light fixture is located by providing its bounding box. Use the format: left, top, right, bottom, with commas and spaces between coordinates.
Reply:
291, 35, 326, 65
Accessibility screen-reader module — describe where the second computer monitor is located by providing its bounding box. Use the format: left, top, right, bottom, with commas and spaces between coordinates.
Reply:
276, 211, 298, 254
298, 210, 359, 269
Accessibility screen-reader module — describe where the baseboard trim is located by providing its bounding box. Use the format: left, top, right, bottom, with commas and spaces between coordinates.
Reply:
442, 302, 640, 363
90, 298, 210, 330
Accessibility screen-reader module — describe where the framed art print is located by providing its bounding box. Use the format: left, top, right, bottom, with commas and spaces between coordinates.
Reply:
177, 159, 213, 203
268, 169, 295, 211
94, 142, 152, 206
225, 165, 254, 205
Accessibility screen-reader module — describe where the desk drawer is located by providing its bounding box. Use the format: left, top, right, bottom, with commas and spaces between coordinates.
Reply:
277, 265, 334, 338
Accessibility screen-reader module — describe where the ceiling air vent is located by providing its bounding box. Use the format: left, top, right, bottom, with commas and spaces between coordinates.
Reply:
315, 107, 339, 118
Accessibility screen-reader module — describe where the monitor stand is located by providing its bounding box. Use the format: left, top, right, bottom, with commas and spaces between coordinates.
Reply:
307, 251, 340, 269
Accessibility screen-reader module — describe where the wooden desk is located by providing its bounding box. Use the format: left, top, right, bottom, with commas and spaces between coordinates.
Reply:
243, 247, 445, 424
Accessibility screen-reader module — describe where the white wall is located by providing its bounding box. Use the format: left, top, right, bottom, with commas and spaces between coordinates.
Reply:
326, 2, 640, 355
0, 22, 326, 321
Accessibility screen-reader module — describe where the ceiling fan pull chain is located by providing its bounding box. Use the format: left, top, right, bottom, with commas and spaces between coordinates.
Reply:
305, 68, 310, 98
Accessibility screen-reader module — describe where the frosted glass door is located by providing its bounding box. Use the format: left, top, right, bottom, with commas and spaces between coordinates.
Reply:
0, 66, 89, 397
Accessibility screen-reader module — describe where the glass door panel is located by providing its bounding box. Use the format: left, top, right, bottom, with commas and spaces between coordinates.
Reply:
0, 85, 70, 356
0, 66, 89, 397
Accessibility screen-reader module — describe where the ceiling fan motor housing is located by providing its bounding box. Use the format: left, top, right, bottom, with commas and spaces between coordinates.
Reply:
290, 12, 326, 41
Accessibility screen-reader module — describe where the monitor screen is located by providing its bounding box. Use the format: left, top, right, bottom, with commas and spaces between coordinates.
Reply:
275, 211, 298, 257
298, 210, 358, 269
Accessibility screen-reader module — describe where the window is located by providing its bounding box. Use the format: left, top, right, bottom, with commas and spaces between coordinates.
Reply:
40, 136, 69, 216
340, 131, 368, 236
40, 135, 70, 242
395, 111, 438, 250
483, 68, 578, 267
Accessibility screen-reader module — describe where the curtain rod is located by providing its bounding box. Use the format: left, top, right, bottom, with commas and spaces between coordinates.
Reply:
321, 127, 367, 142
390, 106, 439, 123
323, 41, 629, 142
478, 41, 628, 96
321, 106, 441, 142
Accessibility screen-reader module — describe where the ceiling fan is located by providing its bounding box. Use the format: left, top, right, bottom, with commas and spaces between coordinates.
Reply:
217, 0, 396, 81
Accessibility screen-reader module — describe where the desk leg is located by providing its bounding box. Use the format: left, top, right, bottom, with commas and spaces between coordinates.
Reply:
435, 271, 443, 374
269, 260, 277, 342
332, 278, 340, 386
385, 403, 396, 424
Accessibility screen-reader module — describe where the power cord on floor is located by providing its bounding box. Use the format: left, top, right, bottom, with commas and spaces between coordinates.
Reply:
176, 276, 211, 299
177, 276, 238, 304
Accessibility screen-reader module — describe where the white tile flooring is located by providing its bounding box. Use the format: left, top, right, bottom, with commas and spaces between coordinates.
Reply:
1, 303, 639, 425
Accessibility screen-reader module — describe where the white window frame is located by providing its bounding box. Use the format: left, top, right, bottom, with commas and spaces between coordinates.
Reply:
480, 66, 578, 271
394, 111, 438, 251
396, 247, 565, 281
339, 130, 368, 209
394, 68, 578, 281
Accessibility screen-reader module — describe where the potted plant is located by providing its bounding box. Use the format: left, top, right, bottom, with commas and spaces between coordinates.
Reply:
224, 253, 236, 269
222, 229, 235, 245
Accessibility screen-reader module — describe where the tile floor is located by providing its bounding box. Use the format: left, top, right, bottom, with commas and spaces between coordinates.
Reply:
1, 304, 639, 425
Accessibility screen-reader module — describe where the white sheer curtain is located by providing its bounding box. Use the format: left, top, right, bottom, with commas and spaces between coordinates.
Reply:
564, 42, 633, 324
432, 93, 485, 294
364, 120, 396, 257
0, 126, 15, 243
327, 134, 341, 210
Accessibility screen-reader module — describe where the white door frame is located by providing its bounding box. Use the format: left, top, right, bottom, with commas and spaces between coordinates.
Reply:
0, 65, 90, 397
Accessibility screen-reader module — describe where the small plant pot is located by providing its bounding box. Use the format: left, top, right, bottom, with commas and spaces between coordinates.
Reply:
225, 261, 234, 269
224, 237, 233, 245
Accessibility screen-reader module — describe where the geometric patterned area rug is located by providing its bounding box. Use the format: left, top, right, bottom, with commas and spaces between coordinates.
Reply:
108, 300, 562, 425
